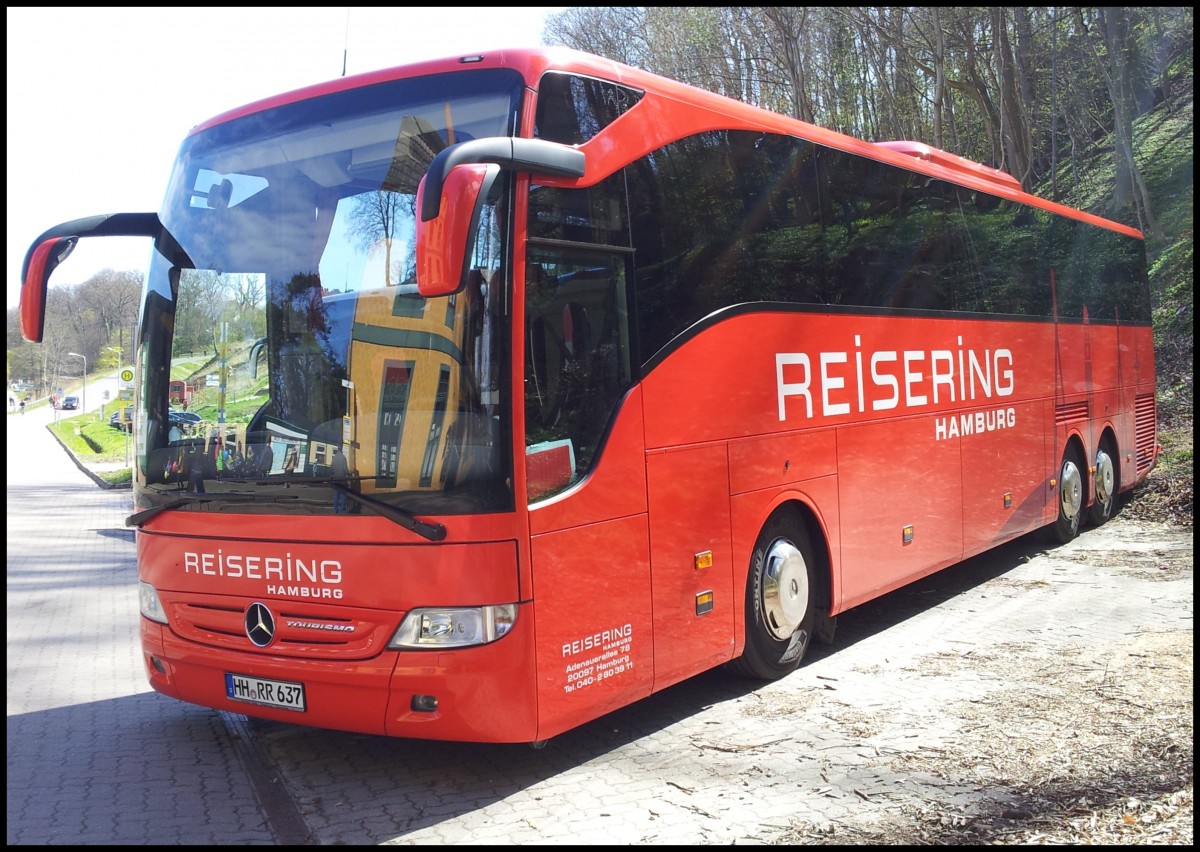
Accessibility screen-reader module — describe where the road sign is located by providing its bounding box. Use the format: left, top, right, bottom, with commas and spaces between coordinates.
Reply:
120, 368, 135, 383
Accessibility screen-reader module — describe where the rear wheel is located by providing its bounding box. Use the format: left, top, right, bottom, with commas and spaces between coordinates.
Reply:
727, 507, 817, 680
1087, 438, 1119, 527
1050, 444, 1086, 544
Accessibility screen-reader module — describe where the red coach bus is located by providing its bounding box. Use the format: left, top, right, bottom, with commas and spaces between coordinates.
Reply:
21, 47, 1157, 745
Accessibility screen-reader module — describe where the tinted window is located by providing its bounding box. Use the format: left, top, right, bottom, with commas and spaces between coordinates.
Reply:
621, 130, 1150, 364
535, 72, 643, 145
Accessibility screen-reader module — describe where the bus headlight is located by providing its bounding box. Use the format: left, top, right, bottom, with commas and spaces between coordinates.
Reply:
139, 581, 168, 624
388, 604, 517, 649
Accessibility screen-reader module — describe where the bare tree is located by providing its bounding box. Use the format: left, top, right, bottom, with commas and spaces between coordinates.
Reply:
989, 7, 1034, 186
1099, 7, 1160, 236
543, 7, 651, 66
77, 269, 142, 346
759, 7, 814, 122
229, 274, 265, 312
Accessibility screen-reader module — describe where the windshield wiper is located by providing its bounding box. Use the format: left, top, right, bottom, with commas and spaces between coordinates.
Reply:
329, 483, 447, 541
129, 479, 448, 542
126, 493, 264, 527
242, 474, 447, 541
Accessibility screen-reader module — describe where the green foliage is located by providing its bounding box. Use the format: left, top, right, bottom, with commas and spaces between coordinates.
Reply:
185, 391, 269, 427
1141, 96, 1194, 428
45, 415, 133, 487
48, 413, 134, 465
1161, 438, 1193, 470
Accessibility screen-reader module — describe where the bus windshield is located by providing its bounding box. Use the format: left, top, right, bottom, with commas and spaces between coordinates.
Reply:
135, 68, 524, 516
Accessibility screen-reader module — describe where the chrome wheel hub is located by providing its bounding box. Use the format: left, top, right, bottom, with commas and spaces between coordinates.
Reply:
1060, 459, 1083, 520
761, 538, 810, 640
1095, 449, 1115, 504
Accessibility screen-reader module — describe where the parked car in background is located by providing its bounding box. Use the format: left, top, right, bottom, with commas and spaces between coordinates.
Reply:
168, 410, 203, 426
109, 406, 133, 432
60, 396, 79, 410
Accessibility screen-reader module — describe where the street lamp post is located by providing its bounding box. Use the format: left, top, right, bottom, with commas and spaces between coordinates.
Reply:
67, 352, 86, 415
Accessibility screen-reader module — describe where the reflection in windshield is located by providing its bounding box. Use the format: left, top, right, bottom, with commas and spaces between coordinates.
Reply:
136, 69, 522, 517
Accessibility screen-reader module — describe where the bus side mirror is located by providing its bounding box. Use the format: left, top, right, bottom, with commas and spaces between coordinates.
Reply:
415, 163, 500, 297
19, 212, 163, 342
414, 137, 585, 297
20, 236, 77, 343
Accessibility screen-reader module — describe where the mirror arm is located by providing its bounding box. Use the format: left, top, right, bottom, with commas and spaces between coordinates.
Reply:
21, 213, 161, 282
420, 138, 585, 222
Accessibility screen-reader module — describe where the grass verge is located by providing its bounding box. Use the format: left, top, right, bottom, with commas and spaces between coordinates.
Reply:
47, 413, 134, 487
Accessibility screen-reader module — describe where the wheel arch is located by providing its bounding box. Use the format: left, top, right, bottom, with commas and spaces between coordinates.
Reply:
736, 494, 836, 651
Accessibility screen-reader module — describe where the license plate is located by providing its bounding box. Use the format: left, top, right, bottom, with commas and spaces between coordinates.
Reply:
224, 672, 306, 712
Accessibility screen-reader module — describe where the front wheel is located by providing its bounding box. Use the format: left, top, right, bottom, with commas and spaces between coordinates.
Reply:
726, 507, 817, 681
1050, 444, 1086, 544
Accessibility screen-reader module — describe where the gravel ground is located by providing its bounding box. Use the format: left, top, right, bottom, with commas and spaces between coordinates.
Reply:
779, 499, 1193, 846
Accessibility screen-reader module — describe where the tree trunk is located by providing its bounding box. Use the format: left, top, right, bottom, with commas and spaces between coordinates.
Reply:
1101, 7, 1160, 236
991, 7, 1033, 188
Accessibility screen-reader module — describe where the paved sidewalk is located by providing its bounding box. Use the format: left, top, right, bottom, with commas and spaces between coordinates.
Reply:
6, 408, 278, 844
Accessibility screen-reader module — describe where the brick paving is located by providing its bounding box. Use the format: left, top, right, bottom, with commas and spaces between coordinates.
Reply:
5, 406, 278, 845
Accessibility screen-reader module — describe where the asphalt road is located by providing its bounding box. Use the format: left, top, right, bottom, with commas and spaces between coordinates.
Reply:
6, 403, 1192, 844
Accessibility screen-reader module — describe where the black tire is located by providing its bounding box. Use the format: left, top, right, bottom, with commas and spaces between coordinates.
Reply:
726, 507, 817, 680
1087, 437, 1119, 527
1050, 443, 1086, 544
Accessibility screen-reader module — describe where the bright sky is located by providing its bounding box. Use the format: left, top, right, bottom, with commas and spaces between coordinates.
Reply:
6, 6, 565, 310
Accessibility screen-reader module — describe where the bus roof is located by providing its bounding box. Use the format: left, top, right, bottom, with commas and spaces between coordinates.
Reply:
187, 46, 1143, 242
873, 140, 1023, 194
